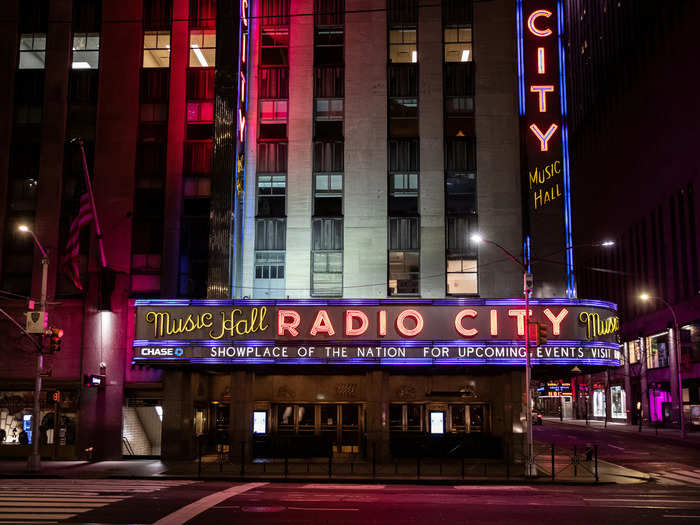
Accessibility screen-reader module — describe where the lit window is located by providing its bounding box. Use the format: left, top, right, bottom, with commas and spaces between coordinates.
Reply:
444, 26, 472, 62
446, 258, 477, 295
260, 100, 289, 122
390, 173, 418, 196
143, 31, 171, 68
389, 28, 417, 63
187, 101, 214, 122
189, 30, 216, 67
18, 33, 46, 69
314, 173, 342, 195
72, 33, 100, 69
388, 250, 419, 296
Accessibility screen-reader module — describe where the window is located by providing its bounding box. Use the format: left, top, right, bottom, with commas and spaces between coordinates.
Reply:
315, 29, 344, 65
315, 99, 343, 121
445, 138, 476, 170
18, 34, 46, 69
315, 0, 344, 26
189, 0, 216, 29
442, 0, 473, 26
183, 141, 212, 175
260, 67, 289, 99
255, 218, 286, 250
179, 213, 209, 297
143, 31, 171, 68
389, 404, 423, 432
446, 215, 477, 257
189, 30, 215, 67
610, 386, 626, 419
261, 0, 290, 26
626, 340, 641, 364
143, 0, 173, 30
311, 218, 342, 296
254, 251, 285, 298
261, 30, 289, 65
646, 332, 669, 369
388, 0, 418, 25
260, 100, 288, 123
389, 29, 417, 63
388, 219, 419, 297
444, 26, 472, 62
445, 171, 476, 214
314, 173, 343, 197
14, 71, 43, 125
447, 258, 477, 295
313, 141, 343, 172
257, 174, 286, 216
257, 142, 288, 173
187, 68, 215, 99
445, 63, 474, 116
72, 33, 99, 69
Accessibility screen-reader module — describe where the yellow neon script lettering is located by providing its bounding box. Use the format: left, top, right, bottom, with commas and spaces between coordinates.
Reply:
146, 311, 213, 338
578, 312, 619, 340
210, 307, 268, 339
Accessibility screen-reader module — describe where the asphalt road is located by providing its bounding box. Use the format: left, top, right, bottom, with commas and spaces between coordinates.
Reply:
1, 478, 699, 524
534, 421, 700, 481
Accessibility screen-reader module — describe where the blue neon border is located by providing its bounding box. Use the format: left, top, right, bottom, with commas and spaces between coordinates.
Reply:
557, 0, 575, 298
134, 297, 617, 309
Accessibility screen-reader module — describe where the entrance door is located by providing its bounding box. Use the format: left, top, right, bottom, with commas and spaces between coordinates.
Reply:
338, 404, 360, 454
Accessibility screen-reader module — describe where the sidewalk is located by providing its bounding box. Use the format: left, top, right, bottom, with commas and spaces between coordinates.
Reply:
543, 417, 700, 445
0, 455, 648, 485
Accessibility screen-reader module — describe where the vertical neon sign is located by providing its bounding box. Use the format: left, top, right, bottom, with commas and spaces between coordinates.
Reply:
517, 0, 574, 298
233, 0, 251, 296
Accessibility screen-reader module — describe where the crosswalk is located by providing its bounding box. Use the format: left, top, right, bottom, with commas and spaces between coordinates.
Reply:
651, 468, 700, 486
0, 479, 196, 524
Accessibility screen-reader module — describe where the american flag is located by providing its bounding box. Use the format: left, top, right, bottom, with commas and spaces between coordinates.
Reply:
61, 190, 93, 290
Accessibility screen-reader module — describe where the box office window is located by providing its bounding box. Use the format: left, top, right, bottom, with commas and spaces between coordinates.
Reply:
449, 405, 488, 433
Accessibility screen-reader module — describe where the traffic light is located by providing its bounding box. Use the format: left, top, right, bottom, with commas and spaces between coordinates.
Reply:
46, 327, 63, 353
536, 323, 548, 346
52, 391, 61, 403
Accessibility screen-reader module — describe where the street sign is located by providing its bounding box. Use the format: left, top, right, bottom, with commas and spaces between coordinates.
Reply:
25, 311, 46, 334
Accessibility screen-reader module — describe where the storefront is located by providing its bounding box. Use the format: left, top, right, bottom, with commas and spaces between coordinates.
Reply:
132, 298, 620, 461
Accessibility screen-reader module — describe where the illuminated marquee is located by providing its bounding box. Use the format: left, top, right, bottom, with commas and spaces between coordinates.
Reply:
517, 0, 575, 298
131, 299, 620, 366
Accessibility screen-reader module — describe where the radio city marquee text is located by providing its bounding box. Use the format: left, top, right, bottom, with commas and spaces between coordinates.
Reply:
133, 303, 619, 365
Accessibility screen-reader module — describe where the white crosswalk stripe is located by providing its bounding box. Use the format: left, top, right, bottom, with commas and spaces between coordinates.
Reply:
652, 470, 700, 487
0, 479, 196, 524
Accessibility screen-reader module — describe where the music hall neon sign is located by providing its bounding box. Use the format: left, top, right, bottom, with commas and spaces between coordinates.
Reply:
517, 0, 575, 298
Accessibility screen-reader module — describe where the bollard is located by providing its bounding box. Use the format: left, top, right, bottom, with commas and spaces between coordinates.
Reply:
594, 444, 599, 482
551, 443, 555, 481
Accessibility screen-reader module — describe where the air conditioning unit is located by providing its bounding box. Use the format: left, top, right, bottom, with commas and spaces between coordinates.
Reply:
25, 311, 47, 334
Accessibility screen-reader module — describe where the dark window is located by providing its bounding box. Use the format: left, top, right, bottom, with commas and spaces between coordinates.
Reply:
257, 174, 286, 217
261, 0, 290, 26
313, 141, 343, 172
445, 138, 476, 170
260, 67, 289, 98
70, 70, 99, 105
189, 0, 216, 29
73, 0, 102, 32
314, 29, 344, 65
143, 0, 173, 30
315, 0, 344, 26
257, 142, 288, 172
14, 71, 44, 124
183, 141, 213, 175
444, 63, 474, 115
179, 215, 209, 297
255, 218, 286, 250
388, 65, 417, 97
312, 218, 343, 251
20, 0, 48, 34
186, 68, 215, 100
445, 171, 476, 214
315, 66, 344, 98
389, 217, 419, 250
442, 0, 473, 26
388, 139, 419, 172
388, 0, 417, 26
261, 30, 289, 65
446, 215, 477, 257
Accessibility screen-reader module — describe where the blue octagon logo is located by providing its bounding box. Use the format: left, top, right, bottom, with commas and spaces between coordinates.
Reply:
174, 347, 184, 357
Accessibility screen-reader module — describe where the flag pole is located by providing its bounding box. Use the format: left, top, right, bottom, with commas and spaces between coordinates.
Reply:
76, 139, 107, 268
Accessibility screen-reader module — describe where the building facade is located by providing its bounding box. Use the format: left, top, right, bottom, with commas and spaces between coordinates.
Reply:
543, 0, 700, 427
0, 0, 618, 461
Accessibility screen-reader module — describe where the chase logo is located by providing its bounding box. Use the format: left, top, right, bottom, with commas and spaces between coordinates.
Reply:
174, 347, 184, 357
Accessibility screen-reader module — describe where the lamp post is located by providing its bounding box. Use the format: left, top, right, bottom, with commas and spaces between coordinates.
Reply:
640, 293, 685, 439
470, 234, 536, 477
18, 224, 48, 471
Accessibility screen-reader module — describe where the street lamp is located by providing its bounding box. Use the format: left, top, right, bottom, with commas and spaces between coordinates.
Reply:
639, 293, 685, 439
18, 224, 48, 472
470, 233, 536, 476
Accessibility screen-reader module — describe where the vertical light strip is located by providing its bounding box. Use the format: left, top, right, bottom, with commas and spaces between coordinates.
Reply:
515, 0, 526, 115
556, 0, 575, 297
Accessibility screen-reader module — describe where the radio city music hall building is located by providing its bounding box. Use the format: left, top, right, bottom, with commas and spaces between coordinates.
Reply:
0, 0, 620, 461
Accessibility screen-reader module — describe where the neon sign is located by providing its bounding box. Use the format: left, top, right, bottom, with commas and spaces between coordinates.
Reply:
517, 0, 575, 298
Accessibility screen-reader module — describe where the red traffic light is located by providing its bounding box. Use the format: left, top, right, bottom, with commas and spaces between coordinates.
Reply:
56, 328, 63, 338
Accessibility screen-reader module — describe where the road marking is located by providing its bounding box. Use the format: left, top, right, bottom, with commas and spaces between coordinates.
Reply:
674, 470, 700, 480
659, 472, 700, 485
453, 486, 537, 491
663, 515, 700, 519
153, 483, 267, 525
288, 507, 360, 511
608, 444, 625, 450
584, 499, 696, 503
302, 484, 385, 490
